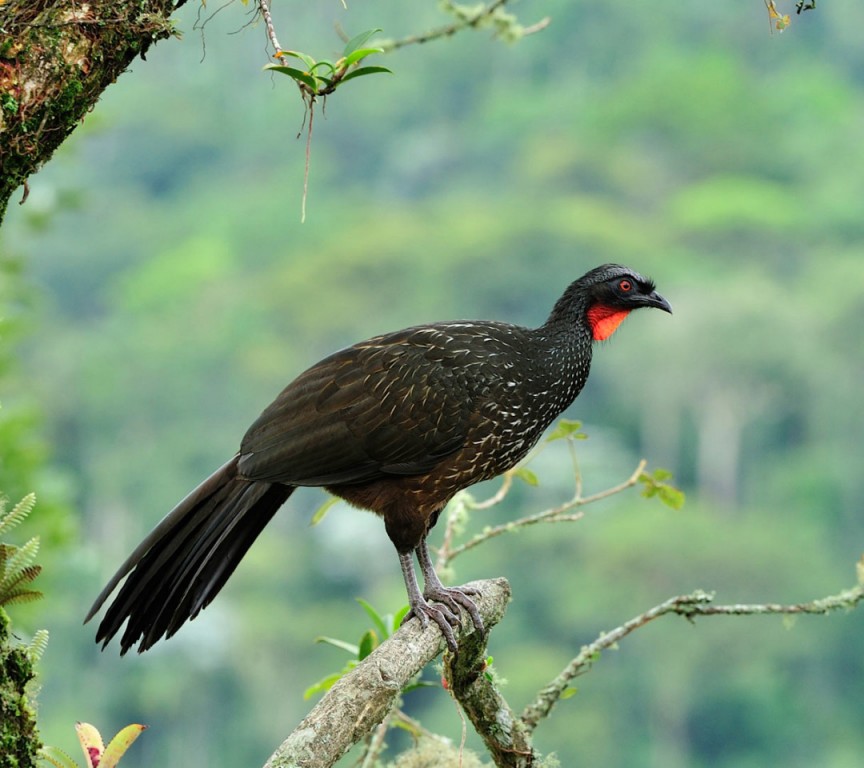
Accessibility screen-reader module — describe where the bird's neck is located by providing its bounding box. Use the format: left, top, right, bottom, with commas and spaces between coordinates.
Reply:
529, 310, 594, 404
538, 293, 593, 349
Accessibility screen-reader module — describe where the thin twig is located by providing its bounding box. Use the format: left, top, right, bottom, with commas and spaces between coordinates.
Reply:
379, 0, 510, 52
390, 709, 450, 742
471, 471, 514, 510
568, 438, 583, 500
442, 459, 647, 566
521, 583, 864, 730
521, 17, 552, 36
359, 707, 395, 768
257, 0, 283, 56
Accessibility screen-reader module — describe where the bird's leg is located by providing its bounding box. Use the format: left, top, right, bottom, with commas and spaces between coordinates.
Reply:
398, 551, 459, 652
416, 539, 485, 636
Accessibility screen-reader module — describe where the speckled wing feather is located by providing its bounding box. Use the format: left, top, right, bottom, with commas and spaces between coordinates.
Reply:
236, 326, 477, 485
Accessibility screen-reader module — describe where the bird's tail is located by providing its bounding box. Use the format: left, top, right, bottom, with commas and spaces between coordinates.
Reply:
85, 455, 294, 654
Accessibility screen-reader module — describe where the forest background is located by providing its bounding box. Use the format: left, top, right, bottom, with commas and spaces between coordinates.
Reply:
2, 1, 864, 766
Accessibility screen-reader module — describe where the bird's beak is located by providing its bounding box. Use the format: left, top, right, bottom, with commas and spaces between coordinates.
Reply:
644, 290, 673, 314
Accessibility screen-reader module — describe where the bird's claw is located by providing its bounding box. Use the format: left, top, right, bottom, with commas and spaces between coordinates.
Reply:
402, 598, 459, 651
401, 585, 485, 652
424, 585, 485, 635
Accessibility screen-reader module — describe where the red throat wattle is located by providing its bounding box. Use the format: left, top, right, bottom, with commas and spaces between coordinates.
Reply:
587, 304, 631, 341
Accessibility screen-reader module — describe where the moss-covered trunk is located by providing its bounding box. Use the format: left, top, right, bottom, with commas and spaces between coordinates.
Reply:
0, 609, 39, 768
0, 0, 181, 226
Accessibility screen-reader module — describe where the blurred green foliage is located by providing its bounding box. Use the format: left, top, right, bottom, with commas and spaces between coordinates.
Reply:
2, 1, 864, 766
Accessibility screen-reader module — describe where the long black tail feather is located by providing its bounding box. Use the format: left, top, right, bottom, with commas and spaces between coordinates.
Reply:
85, 456, 294, 654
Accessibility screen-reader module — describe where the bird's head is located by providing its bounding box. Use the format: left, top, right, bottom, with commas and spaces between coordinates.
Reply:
552, 264, 672, 341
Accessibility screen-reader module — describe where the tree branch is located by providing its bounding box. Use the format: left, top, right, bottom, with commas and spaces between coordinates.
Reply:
0, 0, 178, 224
379, 0, 510, 52
437, 459, 647, 568
521, 582, 864, 730
446, 621, 537, 767
256, 0, 285, 60
263, 578, 511, 768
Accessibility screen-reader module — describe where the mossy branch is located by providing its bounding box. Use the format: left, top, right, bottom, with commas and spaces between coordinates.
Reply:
0, 491, 45, 767
0, 0, 178, 224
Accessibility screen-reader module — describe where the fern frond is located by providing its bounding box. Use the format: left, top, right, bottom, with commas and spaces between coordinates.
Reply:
0, 492, 36, 536
26, 629, 50, 661
0, 491, 44, 608
0, 588, 44, 606
2, 537, 40, 579
39, 744, 79, 768
0, 564, 42, 594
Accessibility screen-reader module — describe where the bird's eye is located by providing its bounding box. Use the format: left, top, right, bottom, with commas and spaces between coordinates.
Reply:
618, 279, 632, 292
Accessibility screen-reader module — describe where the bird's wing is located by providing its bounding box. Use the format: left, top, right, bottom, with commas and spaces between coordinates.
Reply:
236, 327, 477, 486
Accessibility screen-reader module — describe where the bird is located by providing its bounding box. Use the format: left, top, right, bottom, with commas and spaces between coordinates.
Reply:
86, 264, 671, 654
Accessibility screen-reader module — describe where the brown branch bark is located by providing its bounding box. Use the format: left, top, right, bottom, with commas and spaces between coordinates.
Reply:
446, 623, 538, 767
0, 0, 179, 225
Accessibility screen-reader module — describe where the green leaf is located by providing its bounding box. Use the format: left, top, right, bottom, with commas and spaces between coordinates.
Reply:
263, 65, 318, 90
402, 680, 439, 694
39, 745, 80, 768
342, 28, 383, 58
100, 724, 147, 768
390, 716, 424, 736
343, 47, 385, 67
658, 485, 686, 510
315, 636, 360, 656
391, 604, 411, 632
639, 468, 686, 510
560, 686, 578, 700
303, 672, 345, 699
513, 467, 539, 487
358, 629, 378, 660
280, 50, 317, 70
546, 419, 587, 442
310, 59, 336, 75
356, 597, 389, 638
309, 497, 338, 527
339, 66, 392, 85
75, 723, 104, 768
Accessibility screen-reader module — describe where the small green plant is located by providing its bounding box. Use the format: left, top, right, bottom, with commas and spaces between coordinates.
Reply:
638, 467, 686, 510
545, 418, 589, 443
304, 599, 434, 699
264, 28, 391, 98
40, 722, 147, 768
263, 28, 393, 221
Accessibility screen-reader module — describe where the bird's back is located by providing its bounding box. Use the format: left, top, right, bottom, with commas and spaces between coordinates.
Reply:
237, 318, 592, 495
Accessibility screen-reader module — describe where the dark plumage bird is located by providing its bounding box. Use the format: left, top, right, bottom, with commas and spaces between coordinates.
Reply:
86, 264, 671, 654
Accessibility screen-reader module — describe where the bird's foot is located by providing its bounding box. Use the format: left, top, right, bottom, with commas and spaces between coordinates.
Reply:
424, 584, 485, 636
402, 595, 460, 652
402, 585, 484, 653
